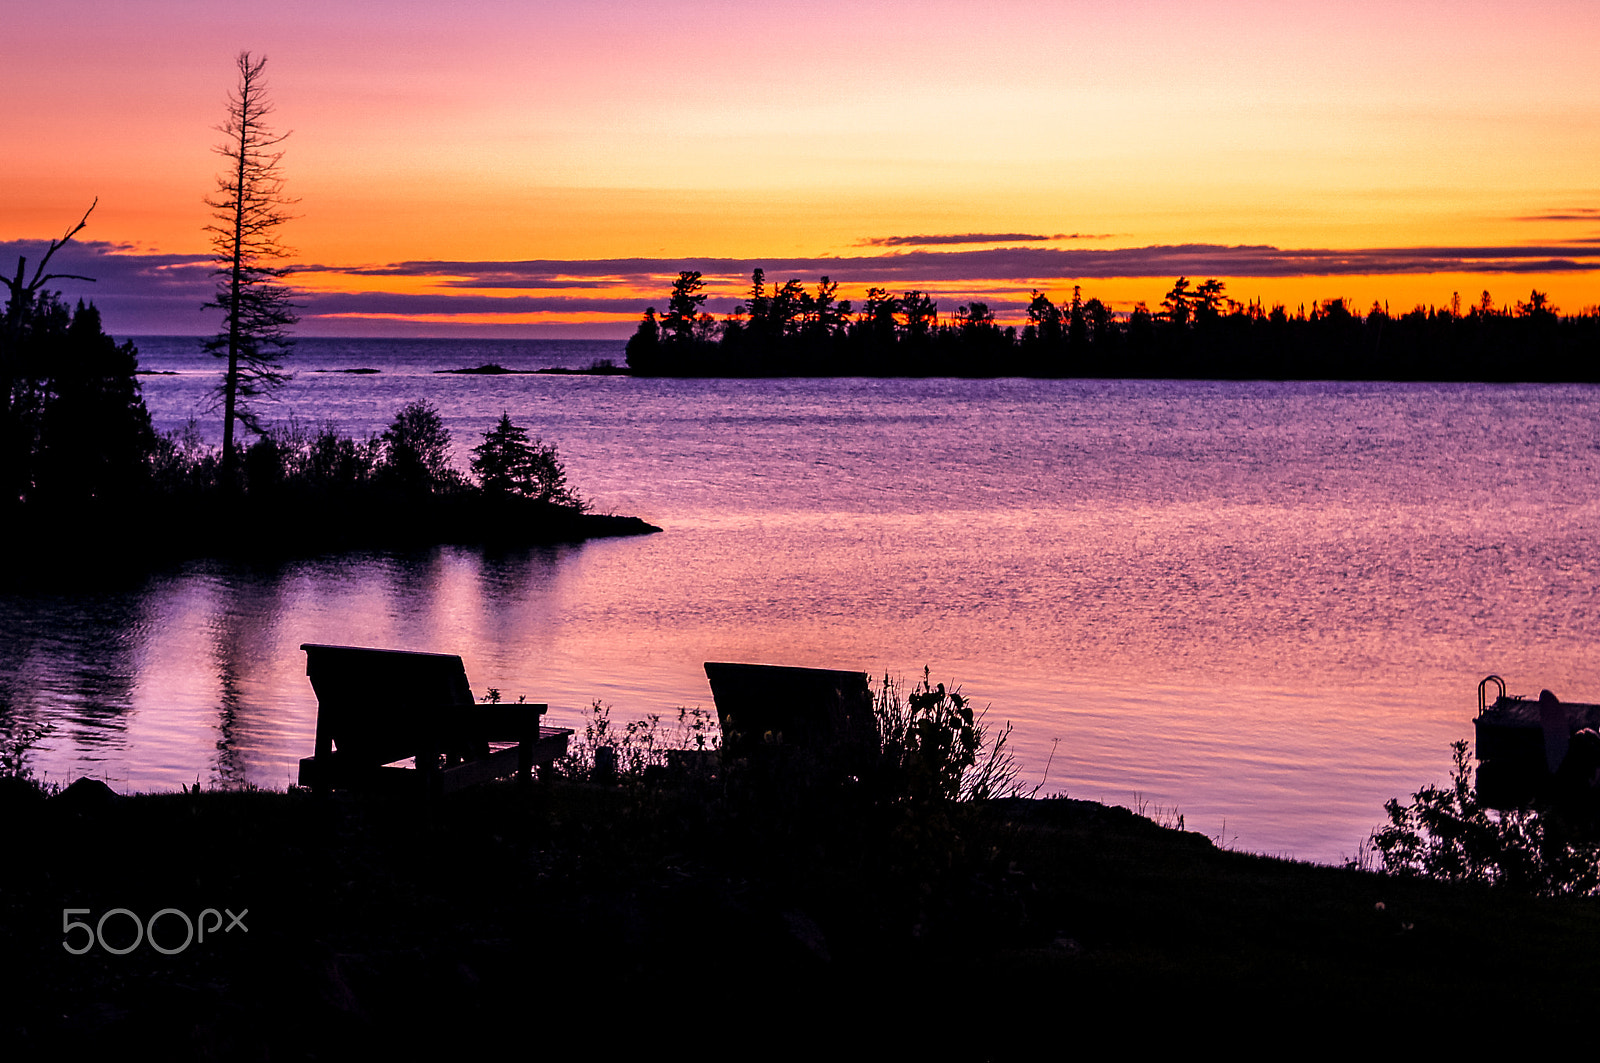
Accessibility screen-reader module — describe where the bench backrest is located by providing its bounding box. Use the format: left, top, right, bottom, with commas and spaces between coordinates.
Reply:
703, 662, 875, 766
303, 643, 476, 766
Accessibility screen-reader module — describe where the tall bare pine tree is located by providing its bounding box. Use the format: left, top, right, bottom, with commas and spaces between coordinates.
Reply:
204, 51, 296, 481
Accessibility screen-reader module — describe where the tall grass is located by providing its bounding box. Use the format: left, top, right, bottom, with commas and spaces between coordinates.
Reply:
556, 701, 721, 781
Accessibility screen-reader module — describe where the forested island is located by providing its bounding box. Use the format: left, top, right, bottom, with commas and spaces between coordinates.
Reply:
627, 269, 1600, 381
0, 290, 655, 574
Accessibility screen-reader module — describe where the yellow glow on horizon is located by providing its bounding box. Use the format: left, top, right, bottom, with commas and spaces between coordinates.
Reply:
293, 273, 1600, 338
319, 312, 643, 326
6, 0, 1598, 337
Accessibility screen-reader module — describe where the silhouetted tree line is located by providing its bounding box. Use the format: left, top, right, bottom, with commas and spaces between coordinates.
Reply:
626, 270, 1600, 381
148, 400, 581, 512
3, 287, 603, 565
2, 293, 581, 511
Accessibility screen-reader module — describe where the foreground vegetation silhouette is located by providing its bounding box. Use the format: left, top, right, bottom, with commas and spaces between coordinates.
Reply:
1373, 739, 1600, 895
629, 269, 1600, 381
9, 669, 1600, 1053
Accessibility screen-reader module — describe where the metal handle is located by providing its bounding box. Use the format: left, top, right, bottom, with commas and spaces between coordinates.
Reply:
1479, 674, 1506, 717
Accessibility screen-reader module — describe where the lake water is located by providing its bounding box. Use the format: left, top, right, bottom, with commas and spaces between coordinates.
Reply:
4, 336, 1598, 863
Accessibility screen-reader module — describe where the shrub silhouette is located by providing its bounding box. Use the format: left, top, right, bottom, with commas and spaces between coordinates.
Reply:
873, 668, 1018, 804
379, 400, 460, 494
1371, 740, 1600, 895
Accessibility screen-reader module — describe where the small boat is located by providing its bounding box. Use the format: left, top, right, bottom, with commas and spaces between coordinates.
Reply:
1474, 675, 1600, 809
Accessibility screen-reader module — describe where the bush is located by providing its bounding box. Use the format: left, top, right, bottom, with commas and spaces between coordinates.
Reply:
553, 700, 720, 782
150, 419, 222, 496
243, 434, 284, 494
1370, 740, 1600, 895
261, 417, 381, 491
872, 668, 1019, 803
380, 400, 462, 493
139, 405, 595, 517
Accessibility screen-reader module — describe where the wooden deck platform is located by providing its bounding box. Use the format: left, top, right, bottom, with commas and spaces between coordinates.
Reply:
1475, 675, 1600, 809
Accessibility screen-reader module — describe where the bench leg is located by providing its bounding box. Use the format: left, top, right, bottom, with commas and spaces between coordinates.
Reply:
518, 740, 534, 791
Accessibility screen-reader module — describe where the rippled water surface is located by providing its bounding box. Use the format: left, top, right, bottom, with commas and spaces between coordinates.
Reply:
3, 337, 1597, 863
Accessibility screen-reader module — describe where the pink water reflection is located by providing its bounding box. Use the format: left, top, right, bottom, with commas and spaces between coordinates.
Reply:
6, 376, 1598, 864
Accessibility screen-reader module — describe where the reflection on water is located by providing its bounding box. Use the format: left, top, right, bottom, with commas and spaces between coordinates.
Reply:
4, 371, 1599, 863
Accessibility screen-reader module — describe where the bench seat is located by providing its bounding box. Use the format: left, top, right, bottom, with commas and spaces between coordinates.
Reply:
297, 643, 572, 795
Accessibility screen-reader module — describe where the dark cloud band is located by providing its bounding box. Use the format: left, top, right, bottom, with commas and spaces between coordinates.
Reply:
311, 244, 1600, 287
7, 238, 1598, 333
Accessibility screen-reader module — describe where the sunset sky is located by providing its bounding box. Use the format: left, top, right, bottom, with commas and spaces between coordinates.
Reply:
5, 0, 1598, 337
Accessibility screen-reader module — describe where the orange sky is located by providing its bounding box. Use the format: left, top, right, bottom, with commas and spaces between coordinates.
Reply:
4, 0, 1598, 336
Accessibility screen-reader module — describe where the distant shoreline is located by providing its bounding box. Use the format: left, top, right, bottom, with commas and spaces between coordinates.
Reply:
434, 361, 627, 376
625, 273, 1600, 382
124, 333, 1600, 384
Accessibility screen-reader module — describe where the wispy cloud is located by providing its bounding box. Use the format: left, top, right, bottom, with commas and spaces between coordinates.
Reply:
857, 232, 1111, 247
301, 292, 650, 315
1514, 208, 1600, 222
297, 263, 622, 289
326, 244, 1600, 287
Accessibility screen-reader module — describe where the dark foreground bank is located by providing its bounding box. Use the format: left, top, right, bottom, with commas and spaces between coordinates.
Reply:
10, 494, 660, 575
3, 775, 1597, 1056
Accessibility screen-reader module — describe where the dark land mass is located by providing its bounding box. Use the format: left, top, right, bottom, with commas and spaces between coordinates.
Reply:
2, 294, 655, 582
2, 775, 1594, 1057
7, 496, 660, 581
312, 367, 382, 374
627, 270, 1600, 381
534, 361, 628, 375
436, 363, 529, 375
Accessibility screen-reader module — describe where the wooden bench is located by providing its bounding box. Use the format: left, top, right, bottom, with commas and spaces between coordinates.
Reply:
703, 662, 876, 781
297, 643, 572, 795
